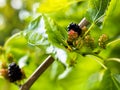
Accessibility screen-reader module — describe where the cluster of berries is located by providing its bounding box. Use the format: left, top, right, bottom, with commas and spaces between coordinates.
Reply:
67, 22, 92, 48
67, 22, 108, 49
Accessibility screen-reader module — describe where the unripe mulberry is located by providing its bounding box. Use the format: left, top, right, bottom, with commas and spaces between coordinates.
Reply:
84, 35, 94, 49
98, 34, 108, 49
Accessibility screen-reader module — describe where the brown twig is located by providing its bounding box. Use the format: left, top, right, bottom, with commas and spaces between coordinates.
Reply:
20, 55, 54, 90
78, 17, 90, 28
20, 18, 90, 90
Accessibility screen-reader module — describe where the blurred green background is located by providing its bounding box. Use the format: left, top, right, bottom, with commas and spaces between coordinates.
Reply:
0, 0, 40, 45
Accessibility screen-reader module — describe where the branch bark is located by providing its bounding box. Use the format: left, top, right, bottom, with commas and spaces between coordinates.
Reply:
20, 17, 89, 90
78, 17, 89, 28
20, 55, 54, 90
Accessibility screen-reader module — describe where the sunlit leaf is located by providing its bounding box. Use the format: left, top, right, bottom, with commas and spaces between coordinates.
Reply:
22, 14, 68, 66
23, 15, 68, 48
23, 15, 49, 46
18, 55, 29, 68
58, 54, 102, 90
38, 0, 85, 13
27, 16, 42, 30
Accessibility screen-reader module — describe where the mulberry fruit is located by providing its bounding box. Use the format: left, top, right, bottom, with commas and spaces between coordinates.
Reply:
67, 22, 82, 35
98, 34, 108, 49
8, 62, 23, 82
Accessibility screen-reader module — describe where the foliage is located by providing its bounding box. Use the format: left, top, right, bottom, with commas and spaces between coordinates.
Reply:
0, 0, 120, 90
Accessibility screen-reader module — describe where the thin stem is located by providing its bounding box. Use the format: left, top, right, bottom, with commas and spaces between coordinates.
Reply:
94, 14, 105, 24
82, 23, 95, 38
106, 58, 120, 62
82, 14, 104, 39
4, 32, 21, 48
20, 55, 54, 90
86, 54, 107, 70
94, 58, 107, 70
81, 51, 107, 70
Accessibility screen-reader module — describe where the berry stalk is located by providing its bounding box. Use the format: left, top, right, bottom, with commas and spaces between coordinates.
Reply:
4, 32, 21, 48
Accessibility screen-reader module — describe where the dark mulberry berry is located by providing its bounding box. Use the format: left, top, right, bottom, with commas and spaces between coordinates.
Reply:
67, 22, 82, 35
8, 62, 22, 82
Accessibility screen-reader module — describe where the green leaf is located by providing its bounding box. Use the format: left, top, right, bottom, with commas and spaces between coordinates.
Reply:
58, 53, 102, 90
22, 14, 69, 66
18, 55, 29, 68
23, 15, 49, 46
23, 15, 68, 48
86, 70, 119, 90
27, 16, 41, 30
99, 38, 120, 59
100, 58, 120, 89
102, 0, 120, 39
105, 58, 120, 74
112, 74, 120, 89
86, 0, 111, 24
43, 15, 68, 48
104, 0, 118, 22
98, 70, 118, 90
